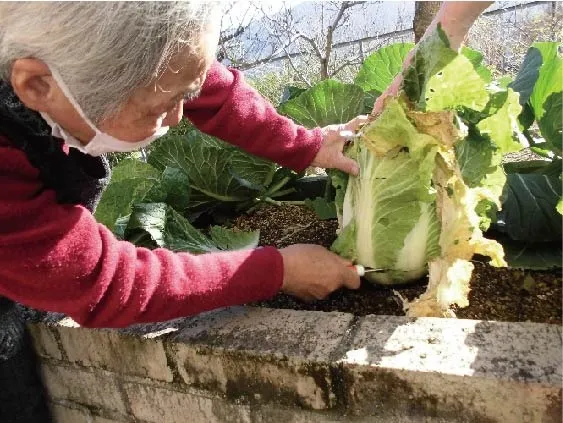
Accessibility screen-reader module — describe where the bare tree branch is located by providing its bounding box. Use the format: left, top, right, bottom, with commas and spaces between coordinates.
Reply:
329, 59, 361, 78
296, 33, 323, 59
219, 24, 247, 45
321, 1, 363, 79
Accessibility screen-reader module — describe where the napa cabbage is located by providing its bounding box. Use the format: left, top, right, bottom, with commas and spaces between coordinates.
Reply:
331, 26, 523, 317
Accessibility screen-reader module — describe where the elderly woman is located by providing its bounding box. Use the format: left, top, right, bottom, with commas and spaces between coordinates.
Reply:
0, 3, 363, 421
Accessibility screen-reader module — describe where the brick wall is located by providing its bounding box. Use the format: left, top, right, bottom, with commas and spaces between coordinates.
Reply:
26, 307, 562, 423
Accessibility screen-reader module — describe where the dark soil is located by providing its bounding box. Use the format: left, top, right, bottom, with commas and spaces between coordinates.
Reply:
233, 204, 562, 325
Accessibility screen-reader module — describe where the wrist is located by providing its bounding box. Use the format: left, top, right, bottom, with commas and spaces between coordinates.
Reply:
432, 1, 493, 50
278, 247, 290, 292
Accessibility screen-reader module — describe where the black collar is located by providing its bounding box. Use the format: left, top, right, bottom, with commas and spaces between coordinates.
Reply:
0, 80, 111, 212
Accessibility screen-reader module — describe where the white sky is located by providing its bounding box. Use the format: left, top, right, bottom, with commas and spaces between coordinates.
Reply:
220, 0, 304, 28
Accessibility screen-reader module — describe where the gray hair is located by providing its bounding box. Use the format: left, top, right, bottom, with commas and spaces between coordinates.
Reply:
0, 1, 217, 123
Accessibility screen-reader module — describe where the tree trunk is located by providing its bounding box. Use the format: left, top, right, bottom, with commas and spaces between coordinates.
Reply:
413, 1, 442, 42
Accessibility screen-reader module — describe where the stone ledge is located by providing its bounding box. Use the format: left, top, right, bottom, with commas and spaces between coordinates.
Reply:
28, 307, 562, 423
339, 316, 562, 422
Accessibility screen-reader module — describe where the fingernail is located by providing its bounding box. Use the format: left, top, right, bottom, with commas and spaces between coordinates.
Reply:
339, 130, 355, 139
351, 164, 360, 176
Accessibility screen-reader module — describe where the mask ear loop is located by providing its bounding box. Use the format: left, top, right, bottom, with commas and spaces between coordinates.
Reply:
48, 66, 98, 133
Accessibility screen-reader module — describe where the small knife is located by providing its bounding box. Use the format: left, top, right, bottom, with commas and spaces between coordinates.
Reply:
348, 264, 386, 277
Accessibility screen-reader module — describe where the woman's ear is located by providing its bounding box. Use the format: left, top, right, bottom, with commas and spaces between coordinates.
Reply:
10, 58, 54, 112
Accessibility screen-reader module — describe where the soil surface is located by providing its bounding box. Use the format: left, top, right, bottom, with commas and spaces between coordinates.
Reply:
233, 204, 562, 325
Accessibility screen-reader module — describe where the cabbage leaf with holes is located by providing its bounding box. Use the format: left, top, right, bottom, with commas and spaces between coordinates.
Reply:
331, 26, 522, 317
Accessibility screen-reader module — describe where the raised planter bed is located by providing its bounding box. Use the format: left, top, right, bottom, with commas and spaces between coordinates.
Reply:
28, 306, 561, 423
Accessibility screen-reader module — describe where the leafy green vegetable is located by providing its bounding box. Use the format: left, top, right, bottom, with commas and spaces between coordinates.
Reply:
146, 166, 191, 211
304, 197, 337, 220
461, 46, 492, 83
354, 43, 414, 93
147, 128, 284, 213
509, 47, 543, 105
505, 41, 562, 221
278, 80, 365, 128
491, 234, 562, 270
280, 85, 307, 104
361, 90, 381, 114
207, 226, 260, 251
331, 109, 442, 284
124, 202, 259, 253
494, 173, 562, 242
403, 25, 457, 108
330, 26, 523, 317
529, 43, 562, 121
476, 88, 523, 153
94, 159, 161, 230
538, 92, 562, 156
96, 127, 267, 253
510, 42, 563, 157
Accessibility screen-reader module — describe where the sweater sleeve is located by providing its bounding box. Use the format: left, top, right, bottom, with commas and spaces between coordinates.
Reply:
0, 142, 283, 328
183, 61, 323, 172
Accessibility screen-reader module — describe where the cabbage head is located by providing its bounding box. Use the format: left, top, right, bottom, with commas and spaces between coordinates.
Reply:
331, 27, 522, 317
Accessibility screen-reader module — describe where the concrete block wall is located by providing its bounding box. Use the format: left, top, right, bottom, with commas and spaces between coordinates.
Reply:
27, 307, 562, 423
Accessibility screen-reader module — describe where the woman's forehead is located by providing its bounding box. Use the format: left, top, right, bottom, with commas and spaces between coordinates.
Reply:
149, 54, 204, 94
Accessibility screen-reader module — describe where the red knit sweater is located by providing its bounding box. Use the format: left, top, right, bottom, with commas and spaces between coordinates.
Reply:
0, 62, 323, 328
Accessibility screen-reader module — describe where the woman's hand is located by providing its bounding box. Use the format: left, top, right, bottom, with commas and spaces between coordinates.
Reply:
310, 115, 369, 176
279, 244, 360, 301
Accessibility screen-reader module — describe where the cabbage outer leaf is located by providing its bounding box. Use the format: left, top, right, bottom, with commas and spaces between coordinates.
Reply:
406, 149, 507, 317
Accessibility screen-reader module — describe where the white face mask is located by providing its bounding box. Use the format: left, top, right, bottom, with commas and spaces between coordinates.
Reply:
41, 68, 169, 156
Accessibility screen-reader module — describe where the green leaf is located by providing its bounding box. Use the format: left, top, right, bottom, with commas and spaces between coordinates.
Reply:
495, 173, 562, 242
354, 43, 414, 92
503, 158, 561, 177
402, 25, 458, 108
497, 76, 513, 89
538, 91, 562, 156
304, 197, 337, 220
529, 43, 562, 120
331, 220, 357, 261
280, 86, 306, 104
362, 90, 381, 115
493, 234, 562, 270
510, 42, 562, 157
329, 168, 349, 224
509, 46, 543, 105
425, 54, 490, 112
456, 131, 499, 188
332, 104, 441, 281
123, 202, 259, 254
159, 167, 191, 211
458, 87, 510, 126
518, 102, 535, 131
461, 46, 492, 82
148, 129, 277, 212
280, 175, 330, 201
455, 130, 506, 230
401, 26, 488, 112
477, 89, 523, 153
530, 146, 555, 158
114, 215, 130, 240
208, 226, 259, 250
278, 80, 365, 129
95, 159, 161, 230
125, 202, 167, 248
